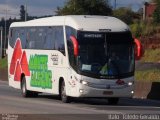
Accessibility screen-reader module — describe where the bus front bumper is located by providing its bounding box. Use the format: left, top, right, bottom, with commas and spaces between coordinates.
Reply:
77, 84, 134, 98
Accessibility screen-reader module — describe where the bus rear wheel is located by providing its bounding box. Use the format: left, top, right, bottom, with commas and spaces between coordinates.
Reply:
21, 76, 38, 98
108, 98, 119, 105
60, 81, 71, 103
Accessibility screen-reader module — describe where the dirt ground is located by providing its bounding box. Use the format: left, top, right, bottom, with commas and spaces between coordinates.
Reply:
135, 61, 160, 70
0, 68, 8, 81
134, 81, 152, 99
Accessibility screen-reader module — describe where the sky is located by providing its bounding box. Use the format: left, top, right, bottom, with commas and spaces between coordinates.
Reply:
0, 0, 150, 20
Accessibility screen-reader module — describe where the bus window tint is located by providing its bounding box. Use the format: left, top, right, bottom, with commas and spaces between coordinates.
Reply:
36, 27, 46, 49
10, 26, 65, 55
10, 28, 19, 48
9, 29, 14, 48
65, 26, 77, 40
44, 27, 55, 50
28, 28, 36, 49
54, 27, 65, 54
19, 28, 27, 49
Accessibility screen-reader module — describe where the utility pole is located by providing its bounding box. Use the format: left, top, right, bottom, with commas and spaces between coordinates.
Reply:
0, 27, 3, 58
4, 8, 10, 57
74, 0, 76, 11
114, 0, 117, 10
25, 0, 27, 21
4, 9, 7, 56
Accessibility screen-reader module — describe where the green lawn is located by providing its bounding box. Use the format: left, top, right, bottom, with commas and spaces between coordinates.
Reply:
135, 69, 160, 82
136, 48, 160, 82
0, 57, 8, 69
141, 48, 160, 63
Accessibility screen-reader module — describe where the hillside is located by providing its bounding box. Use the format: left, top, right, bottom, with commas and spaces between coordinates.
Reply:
135, 26, 160, 82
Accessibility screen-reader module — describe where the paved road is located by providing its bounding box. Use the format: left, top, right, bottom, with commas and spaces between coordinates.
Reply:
0, 80, 160, 120
135, 61, 160, 71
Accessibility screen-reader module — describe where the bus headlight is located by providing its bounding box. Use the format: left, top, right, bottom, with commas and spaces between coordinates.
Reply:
80, 80, 89, 86
79, 89, 84, 93
128, 81, 134, 86
131, 91, 134, 94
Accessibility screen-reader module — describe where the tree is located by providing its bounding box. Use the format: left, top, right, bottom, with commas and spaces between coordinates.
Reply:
151, 0, 157, 2
113, 7, 135, 24
56, 0, 112, 16
20, 5, 28, 21
0, 18, 5, 28
153, 0, 160, 23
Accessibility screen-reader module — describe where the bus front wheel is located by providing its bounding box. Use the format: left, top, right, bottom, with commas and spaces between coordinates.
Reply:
21, 76, 38, 97
60, 80, 71, 103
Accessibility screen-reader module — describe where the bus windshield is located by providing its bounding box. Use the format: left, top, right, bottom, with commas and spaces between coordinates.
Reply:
76, 32, 134, 78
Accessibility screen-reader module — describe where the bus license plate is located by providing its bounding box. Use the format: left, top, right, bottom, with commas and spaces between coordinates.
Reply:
103, 91, 113, 95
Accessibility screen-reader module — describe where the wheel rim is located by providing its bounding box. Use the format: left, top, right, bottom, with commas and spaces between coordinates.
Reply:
61, 82, 66, 100
22, 80, 26, 95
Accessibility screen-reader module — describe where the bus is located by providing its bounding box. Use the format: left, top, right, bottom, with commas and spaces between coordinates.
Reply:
8, 15, 142, 104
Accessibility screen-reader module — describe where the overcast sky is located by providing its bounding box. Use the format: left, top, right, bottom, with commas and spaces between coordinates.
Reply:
0, 0, 150, 19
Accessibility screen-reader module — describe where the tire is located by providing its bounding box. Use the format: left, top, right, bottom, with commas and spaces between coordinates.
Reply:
21, 76, 38, 98
108, 98, 119, 105
60, 80, 71, 103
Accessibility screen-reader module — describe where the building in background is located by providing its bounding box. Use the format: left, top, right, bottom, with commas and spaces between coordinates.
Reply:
143, 2, 157, 20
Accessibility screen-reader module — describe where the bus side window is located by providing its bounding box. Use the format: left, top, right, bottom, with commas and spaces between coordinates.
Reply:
44, 27, 55, 50
65, 26, 77, 69
25, 28, 29, 49
9, 29, 14, 48
28, 28, 36, 49
10, 28, 19, 48
67, 40, 76, 68
54, 26, 65, 55
19, 28, 27, 49
36, 27, 45, 49
65, 26, 77, 41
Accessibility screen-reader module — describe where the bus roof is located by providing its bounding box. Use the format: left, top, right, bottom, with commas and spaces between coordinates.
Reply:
10, 15, 130, 32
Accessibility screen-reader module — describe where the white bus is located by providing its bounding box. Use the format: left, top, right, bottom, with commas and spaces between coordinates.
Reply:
8, 15, 142, 104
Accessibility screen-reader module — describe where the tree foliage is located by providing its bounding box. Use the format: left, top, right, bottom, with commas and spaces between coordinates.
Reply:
56, 0, 112, 16
20, 5, 28, 21
113, 7, 135, 24
153, 0, 160, 23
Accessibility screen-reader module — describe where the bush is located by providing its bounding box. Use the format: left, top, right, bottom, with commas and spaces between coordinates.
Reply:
113, 7, 135, 24
153, 0, 160, 24
0, 57, 7, 69
130, 21, 157, 38
141, 48, 160, 62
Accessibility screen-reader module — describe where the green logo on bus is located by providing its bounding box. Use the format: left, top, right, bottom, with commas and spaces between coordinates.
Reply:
29, 54, 52, 89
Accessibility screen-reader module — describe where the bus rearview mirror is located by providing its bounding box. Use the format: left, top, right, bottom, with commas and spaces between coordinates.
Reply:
134, 38, 144, 60
70, 36, 79, 57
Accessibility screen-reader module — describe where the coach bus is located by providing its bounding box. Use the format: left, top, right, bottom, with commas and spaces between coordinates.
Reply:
8, 15, 142, 104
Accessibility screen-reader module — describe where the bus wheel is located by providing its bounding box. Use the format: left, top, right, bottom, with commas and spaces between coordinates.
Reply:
21, 76, 38, 98
60, 81, 71, 103
108, 98, 119, 105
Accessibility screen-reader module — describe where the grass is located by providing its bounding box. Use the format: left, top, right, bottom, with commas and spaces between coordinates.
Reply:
136, 48, 160, 82
141, 48, 160, 63
0, 57, 8, 69
135, 69, 160, 82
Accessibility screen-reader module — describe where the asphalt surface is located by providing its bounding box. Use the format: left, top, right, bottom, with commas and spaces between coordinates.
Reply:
135, 61, 160, 71
0, 80, 160, 120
